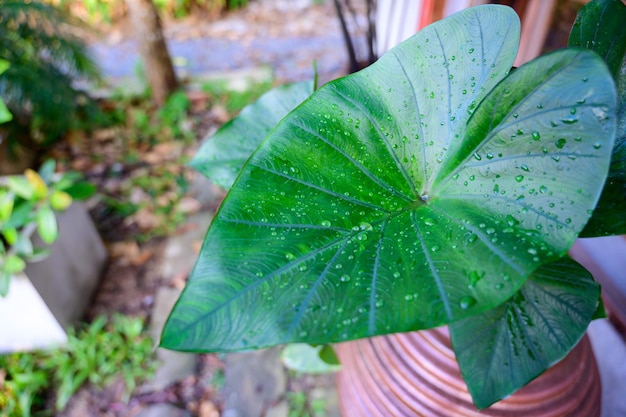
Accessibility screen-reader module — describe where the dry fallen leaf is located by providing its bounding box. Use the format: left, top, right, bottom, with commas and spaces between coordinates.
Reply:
198, 400, 220, 417
177, 196, 202, 214
128, 207, 161, 230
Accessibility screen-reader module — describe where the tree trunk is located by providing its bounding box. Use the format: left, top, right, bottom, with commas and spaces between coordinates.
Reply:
125, 0, 178, 106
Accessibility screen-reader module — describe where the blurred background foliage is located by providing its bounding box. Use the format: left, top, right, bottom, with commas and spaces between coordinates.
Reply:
46, 0, 250, 26
0, 0, 103, 172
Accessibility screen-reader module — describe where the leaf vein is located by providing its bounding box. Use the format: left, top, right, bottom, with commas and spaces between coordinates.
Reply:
411, 211, 453, 320
251, 163, 392, 213
287, 239, 350, 337
332, 89, 419, 199
289, 118, 413, 202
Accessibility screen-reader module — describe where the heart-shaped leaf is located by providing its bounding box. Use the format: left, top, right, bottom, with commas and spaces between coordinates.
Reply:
570, 0, 626, 236
191, 80, 314, 189
161, 5, 616, 352
449, 257, 600, 409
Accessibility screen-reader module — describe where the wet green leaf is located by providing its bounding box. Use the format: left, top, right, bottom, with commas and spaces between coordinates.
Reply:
191, 80, 314, 189
569, 0, 626, 77
450, 257, 599, 409
161, 6, 616, 352
571, 0, 626, 236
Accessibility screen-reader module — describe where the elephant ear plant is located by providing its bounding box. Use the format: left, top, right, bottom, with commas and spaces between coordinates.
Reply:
162, 3, 624, 409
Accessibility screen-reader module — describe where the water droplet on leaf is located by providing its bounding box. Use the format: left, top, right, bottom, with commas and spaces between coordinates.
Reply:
459, 296, 476, 310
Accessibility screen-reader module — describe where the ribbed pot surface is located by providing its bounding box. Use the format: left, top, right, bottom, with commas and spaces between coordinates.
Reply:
336, 327, 600, 417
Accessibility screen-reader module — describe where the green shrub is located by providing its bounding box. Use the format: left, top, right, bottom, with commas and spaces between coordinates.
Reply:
0, 0, 101, 153
0, 314, 157, 416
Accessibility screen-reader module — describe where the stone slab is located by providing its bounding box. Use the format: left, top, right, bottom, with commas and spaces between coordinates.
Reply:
222, 348, 287, 417
143, 287, 197, 392
26, 202, 107, 329
0, 274, 67, 353
160, 211, 213, 281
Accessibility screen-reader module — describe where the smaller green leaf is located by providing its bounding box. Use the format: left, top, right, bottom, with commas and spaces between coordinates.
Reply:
61, 181, 96, 200
0, 269, 11, 297
570, 0, 626, 237
24, 248, 51, 263
569, 0, 626, 77
450, 257, 599, 409
318, 344, 340, 366
24, 169, 48, 200
0, 190, 14, 222
281, 343, 341, 374
12, 232, 34, 258
7, 176, 34, 200
190, 80, 314, 189
38, 160, 56, 183
50, 190, 72, 211
36, 204, 58, 244
5, 201, 35, 229
4, 254, 26, 274
2, 227, 18, 246
54, 172, 83, 190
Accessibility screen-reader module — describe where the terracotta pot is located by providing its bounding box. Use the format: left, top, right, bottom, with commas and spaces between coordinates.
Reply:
336, 327, 600, 416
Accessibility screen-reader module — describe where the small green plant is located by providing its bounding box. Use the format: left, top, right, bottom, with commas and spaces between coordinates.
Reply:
158, 91, 193, 140
0, 160, 94, 296
0, 314, 157, 416
162, 0, 626, 410
286, 391, 327, 417
202, 76, 274, 115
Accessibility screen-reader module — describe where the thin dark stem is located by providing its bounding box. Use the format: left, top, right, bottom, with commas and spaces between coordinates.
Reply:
366, 0, 377, 63
333, 0, 360, 73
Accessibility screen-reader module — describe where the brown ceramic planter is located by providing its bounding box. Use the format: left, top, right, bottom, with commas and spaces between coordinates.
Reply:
336, 327, 600, 416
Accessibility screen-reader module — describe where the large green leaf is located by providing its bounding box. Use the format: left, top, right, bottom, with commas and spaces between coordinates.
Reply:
190, 80, 314, 189
449, 257, 600, 409
569, 0, 626, 77
570, 0, 626, 236
161, 5, 616, 352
